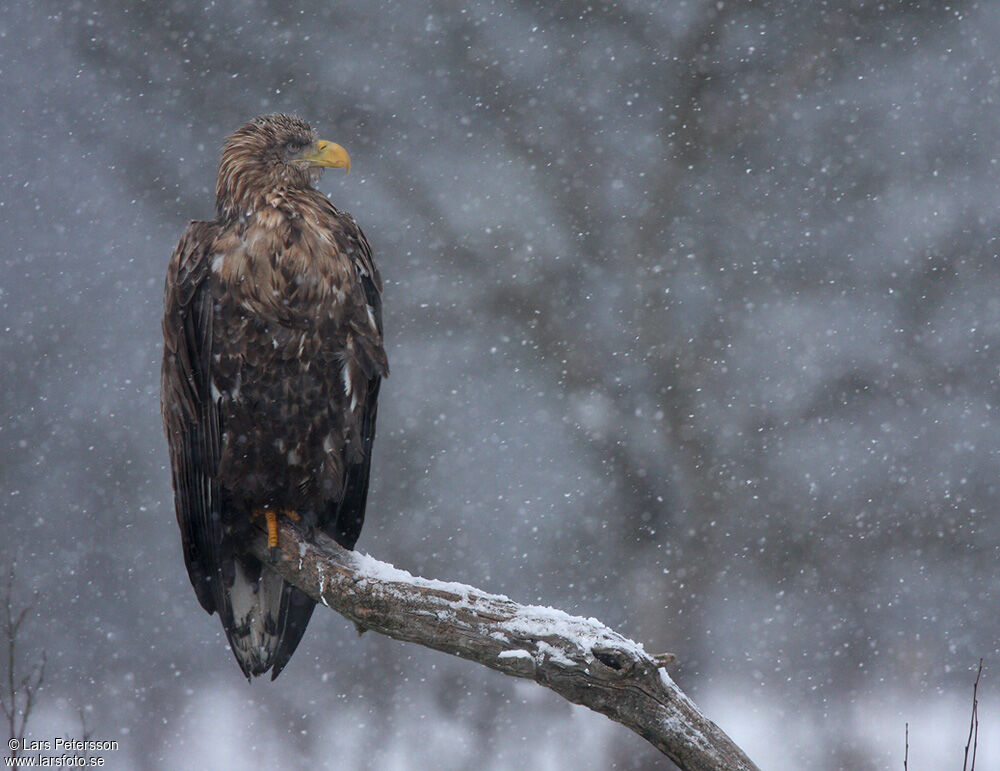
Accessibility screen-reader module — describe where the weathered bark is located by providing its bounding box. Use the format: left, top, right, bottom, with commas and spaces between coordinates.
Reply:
251, 521, 760, 771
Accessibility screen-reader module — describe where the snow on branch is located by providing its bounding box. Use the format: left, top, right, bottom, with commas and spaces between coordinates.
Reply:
251, 520, 760, 771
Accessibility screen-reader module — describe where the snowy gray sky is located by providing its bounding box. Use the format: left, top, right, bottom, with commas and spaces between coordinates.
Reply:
2, 1, 998, 768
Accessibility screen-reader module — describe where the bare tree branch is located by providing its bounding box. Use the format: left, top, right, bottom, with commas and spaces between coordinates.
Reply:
1, 566, 45, 759
250, 520, 760, 771
963, 659, 983, 771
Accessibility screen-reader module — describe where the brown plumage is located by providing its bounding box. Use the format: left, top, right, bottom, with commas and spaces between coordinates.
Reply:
161, 114, 387, 679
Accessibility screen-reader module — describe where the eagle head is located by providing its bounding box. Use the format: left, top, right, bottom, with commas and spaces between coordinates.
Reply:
215, 113, 350, 219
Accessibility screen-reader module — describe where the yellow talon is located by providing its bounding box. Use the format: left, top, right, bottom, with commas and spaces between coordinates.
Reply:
266, 510, 278, 550
252, 508, 298, 559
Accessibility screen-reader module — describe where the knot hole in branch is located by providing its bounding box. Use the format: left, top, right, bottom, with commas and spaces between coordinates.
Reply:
592, 647, 629, 671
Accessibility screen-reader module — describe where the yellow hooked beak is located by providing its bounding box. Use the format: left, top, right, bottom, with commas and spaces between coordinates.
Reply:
298, 140, 351, 173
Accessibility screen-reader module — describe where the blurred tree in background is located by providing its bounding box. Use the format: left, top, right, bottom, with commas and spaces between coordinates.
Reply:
1, 1, 997, 768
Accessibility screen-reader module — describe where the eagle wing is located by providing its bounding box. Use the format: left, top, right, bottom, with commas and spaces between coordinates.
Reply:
161, 220, 224, 615
244, 208, 387, 678
324, 212, 386, 549
161, 220, 281, 679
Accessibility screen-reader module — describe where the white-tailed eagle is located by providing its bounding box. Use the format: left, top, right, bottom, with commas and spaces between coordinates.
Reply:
161, 114, 387, 679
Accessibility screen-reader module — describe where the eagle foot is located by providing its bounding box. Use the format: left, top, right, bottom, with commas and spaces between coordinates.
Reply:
252, 508, 301, 561
266, 510, 279, 561
298, 510, 318, 542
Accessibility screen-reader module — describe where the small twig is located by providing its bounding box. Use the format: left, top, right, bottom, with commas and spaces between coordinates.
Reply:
2, 565, 19, 754
251, 519, 760, 771
962, 658, 983, 771
77, 705, 92, 760
1, 565, 45, 759
903, 721, 908, 771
